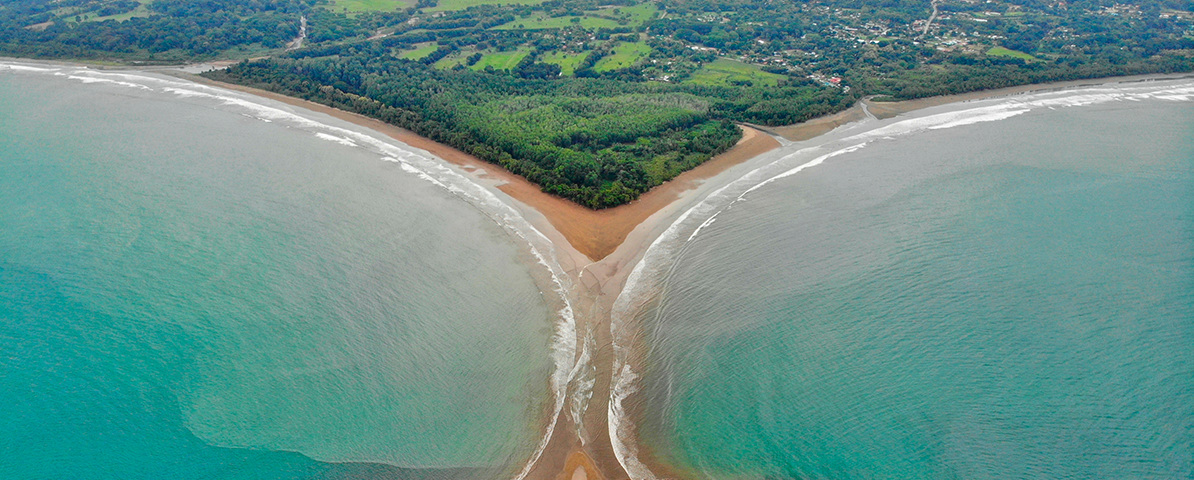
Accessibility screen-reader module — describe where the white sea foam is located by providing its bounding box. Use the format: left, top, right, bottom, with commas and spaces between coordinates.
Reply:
849, 103, 1030, 140
0, 63, 59, 73
66, 74, 153, 90
314, 132, 358, 147
568, 330, 597, 444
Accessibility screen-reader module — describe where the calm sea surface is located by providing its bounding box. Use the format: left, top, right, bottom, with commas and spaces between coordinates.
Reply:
630, 84, 1194, 478
0, 66, 557, 479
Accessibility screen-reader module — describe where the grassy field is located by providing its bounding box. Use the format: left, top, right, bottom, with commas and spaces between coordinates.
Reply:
68, 0, 153, 23
432, 48, 483, 69
987, 46, 1038, 61
540, 51, 590, 76
495, 14, 619, 30
593, 42, 651, 72
426, 0, 544, 12
470, 49, 530, 71
325, 0, 410, 13
399, 42, 439, 60
685, 58, 786, 87
585, 2, 658, 27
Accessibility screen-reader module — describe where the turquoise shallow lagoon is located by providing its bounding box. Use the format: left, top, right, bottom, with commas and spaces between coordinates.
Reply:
627, 83, 1194, 478
0, 65, 559, 479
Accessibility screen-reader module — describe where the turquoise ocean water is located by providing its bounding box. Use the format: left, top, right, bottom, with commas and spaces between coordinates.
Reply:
616, 81, 1194, 478
0, 64, 566, 479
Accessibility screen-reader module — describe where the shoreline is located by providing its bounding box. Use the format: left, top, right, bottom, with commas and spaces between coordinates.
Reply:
569, 71, 1194, 480
7, 57, 1190, 480
165, 68, 1194, 480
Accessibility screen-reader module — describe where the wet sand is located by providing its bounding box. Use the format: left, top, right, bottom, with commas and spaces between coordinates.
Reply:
765, 104, 869, 141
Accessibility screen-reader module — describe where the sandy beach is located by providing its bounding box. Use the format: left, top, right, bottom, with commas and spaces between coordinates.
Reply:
146, 68, 1194, 480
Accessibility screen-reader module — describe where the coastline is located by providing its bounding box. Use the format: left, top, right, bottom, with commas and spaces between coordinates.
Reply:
163, 68, 1194, 480
6, 57, 1190, 480
568, 71, 1194, 480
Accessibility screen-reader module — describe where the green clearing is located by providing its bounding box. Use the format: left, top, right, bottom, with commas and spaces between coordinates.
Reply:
470, 49, 530, 70
540, 51, 589, 76
433, 48, 480, 69
685, 58, 785, 87
585, 2, 658, 27
987, 46, 1038, 61
399, 42, 439, 59
73, 0, 153, 23
324, 0, 410, 13
425, 0, 545, 12
495, 15, 619, 30
593, 42, 652, 72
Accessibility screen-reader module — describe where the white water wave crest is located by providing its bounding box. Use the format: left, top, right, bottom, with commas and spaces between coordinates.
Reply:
66, 74, 153, 90
314, 132, 358, 147
0, 63, 60, 73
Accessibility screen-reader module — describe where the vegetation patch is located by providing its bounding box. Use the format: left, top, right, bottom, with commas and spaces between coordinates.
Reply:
399, 42, 439, 59
432, 49, 475, 69
540, 51, 589, 76
987, 46, 1038, 61
89, 0, 153, 23
425, 0, 545, 12
593, 42, 651, 72
686, 59, 785, 87
584, 3, 658, 28
495, 15, 619, 30
470, 49, 530, 71
323, 0, 411, 14
61, 0, 154, 24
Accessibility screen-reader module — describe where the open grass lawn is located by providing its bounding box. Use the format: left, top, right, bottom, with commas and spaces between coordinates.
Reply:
540, 51, 590, 75
593, 42, 651, 72
325, 0, 410, 13
495, 15, 619, 30
685, 58, 785, 87
470, 49, 530, 71
426, 0, 545, 12
987, 46, 1038, 61
399, 42, 439, 60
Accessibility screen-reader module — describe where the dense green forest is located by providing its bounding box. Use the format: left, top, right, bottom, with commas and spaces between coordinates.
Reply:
3, 0, 1192, 206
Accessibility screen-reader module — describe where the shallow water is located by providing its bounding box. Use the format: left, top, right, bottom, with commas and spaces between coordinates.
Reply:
627, 84, 1194, 478
0, 65, 560, 479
